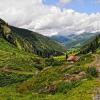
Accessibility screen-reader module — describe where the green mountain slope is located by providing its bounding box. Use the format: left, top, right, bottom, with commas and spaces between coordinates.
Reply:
0, 18, 46, 71
0, 19, 33, 51
10, 26, 66, 57
51, 32, 100, 49
0, 37, 45, 71
80, 34, 100, 54
0, 18, 66, 57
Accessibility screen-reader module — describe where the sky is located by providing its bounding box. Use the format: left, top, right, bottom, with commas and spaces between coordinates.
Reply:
43, 0, 100, 14
0, 0, 100, 36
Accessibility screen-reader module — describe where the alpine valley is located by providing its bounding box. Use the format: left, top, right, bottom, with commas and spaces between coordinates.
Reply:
0, 18, 100, 100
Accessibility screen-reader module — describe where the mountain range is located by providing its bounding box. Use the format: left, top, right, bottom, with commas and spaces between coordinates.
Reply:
51, 32, 100, 49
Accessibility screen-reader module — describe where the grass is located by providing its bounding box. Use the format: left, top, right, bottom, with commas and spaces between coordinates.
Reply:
65, 79, 100, 100
0, 79, 99, 100
0, 72, 32, 87
0, 37, 100, 100
0, 38, 44, 72
87, 67, 98, 78
17, 53, 96, 95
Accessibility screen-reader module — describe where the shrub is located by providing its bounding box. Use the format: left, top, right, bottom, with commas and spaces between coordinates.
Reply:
45, 57, 54, 66
57, 81, 81, 93
17, 79, 34, 93
87, 67, 98, 78
33, 58, 44, 70
0, 73, 32, 87
45, 57, 63, 66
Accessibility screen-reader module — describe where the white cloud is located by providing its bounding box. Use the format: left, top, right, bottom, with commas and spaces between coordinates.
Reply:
59, 0, 72, 4
0, 0, 100, 36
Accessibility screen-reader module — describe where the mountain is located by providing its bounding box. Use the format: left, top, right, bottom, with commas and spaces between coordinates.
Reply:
51, 35, 70, 45
51, 32, 100, 49
80, 34, 100, 54
0, 18, 66, 57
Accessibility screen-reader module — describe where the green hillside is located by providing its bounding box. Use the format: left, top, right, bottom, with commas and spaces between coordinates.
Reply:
51, 33, 100, 49
10, 26, 66, 57
0, 37, 45, 71
0, 48, 100, 100
0, 18, 100, 100
80, 34, 100, 54
0, 18, 66, 58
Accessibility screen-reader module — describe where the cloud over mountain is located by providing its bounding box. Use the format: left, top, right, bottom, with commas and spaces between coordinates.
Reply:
0, 0, 100, 36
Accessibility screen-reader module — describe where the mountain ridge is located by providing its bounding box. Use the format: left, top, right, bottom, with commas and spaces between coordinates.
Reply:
0, 18, 66, 57
51, 32, 100, 49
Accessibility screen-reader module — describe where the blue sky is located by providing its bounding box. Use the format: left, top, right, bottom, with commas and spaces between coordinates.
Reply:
43, 0, 100, 14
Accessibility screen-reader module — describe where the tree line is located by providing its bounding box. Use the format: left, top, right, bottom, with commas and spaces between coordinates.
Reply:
80, 34, 100, 54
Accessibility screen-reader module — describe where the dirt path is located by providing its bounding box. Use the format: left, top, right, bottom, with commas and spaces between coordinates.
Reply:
91, 54, 100, 100
0, 67, 34, 75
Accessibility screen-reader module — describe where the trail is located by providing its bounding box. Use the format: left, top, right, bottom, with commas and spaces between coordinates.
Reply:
0, 66, 34, 75
91, 54, 100, 100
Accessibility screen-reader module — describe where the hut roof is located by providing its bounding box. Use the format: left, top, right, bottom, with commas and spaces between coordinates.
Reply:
67, 56, 80, 62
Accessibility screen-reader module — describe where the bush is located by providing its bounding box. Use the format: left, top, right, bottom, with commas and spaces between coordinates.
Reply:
0, 73, 32, 87
45, 57, 63, 66
33, 58, 44, 70
57, 81, 81, 93
45, 57, 54, 66
87, 67, 98, 78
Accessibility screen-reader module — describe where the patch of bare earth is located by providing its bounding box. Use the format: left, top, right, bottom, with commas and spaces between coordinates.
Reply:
0, 66, 34, 75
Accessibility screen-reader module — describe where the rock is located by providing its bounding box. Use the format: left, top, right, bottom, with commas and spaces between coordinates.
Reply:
63, 74, 71, 80
45, 84, 57, 94
79, 71, 86, 78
